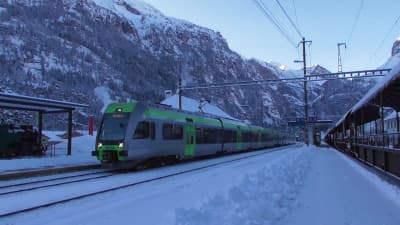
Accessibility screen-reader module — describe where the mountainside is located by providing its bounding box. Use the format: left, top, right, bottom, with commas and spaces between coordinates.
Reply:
392, 38, 400, 56
0, 0, 386, 129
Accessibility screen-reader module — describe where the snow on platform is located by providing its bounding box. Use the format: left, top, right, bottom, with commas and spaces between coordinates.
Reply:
0, 131, 97, 175
3, 145, 400, 225
283, 147, 400, 225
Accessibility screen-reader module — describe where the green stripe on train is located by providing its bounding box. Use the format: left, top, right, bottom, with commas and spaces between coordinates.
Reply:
104, 102, 137, 114
144, 109, 253, 130
144, 110, 222, 127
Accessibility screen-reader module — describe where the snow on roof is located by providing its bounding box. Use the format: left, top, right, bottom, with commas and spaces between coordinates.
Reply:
161, 95, 237, 120
329, 56, 400, 133
335, 110, 349, 127
0, 92, 88, 112
385, 111, 398, 120
351, 61, 400, 113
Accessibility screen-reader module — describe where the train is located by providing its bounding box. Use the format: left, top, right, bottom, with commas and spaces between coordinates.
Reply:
0, 124, 42, 157
91, 101, 295, 167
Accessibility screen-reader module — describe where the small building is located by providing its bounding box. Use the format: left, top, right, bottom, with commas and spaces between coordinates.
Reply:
0, 92, 88, 156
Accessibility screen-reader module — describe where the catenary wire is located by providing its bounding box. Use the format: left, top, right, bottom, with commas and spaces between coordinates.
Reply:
346, 0, 364, 45
366, 14, 400, 68
253, 0, 297, 47
291, 0, 300, 28
274, 0, 303, 38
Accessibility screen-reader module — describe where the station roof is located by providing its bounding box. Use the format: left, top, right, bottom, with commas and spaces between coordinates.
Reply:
352, 67, 400, 113
328, 65, 400, 134
0, 92, 89, 112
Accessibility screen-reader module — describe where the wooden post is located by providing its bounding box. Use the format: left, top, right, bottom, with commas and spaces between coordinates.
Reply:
380, 93, 387, 170
178, 78, 182, 111
380, 93, 385, 143
67, 110, 72, 156
38, 111, 43, 146
397, 111, 399, 133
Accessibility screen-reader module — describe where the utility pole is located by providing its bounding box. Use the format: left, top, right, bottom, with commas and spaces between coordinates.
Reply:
337, 42, 346, 72
178, 78, 182, 110
298, 37, 312, 145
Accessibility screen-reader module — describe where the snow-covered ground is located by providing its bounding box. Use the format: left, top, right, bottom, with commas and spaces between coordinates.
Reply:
283, 148, 400, 225
0, 131, 97, 174
2, 145, 400, 225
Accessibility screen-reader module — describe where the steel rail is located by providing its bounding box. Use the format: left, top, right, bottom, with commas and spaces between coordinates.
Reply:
0, 173, 115, 196
0, 144, 298, 218
0, 170, 113, 190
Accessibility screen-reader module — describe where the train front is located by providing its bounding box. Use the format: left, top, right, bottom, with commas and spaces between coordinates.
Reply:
92, 103, 134, 164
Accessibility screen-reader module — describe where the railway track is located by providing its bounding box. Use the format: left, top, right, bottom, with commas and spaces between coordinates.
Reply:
0, 170, 116, 196
0, 144, 298, 218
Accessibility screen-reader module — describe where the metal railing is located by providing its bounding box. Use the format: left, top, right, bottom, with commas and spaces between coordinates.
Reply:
354, 133, 400, 149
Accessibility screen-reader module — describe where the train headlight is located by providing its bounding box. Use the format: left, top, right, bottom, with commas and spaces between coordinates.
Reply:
118, 142, 124, 148
97, 142, 103, 148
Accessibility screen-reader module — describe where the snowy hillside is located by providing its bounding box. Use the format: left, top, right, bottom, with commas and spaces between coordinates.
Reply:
0, 0, 395, 129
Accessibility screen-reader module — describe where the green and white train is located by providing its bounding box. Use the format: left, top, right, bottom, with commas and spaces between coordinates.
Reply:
92, 101, 294, 166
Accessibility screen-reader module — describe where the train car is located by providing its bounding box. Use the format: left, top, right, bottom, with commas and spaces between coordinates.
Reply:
0, 124, 42, 157
91, 101, 294, 166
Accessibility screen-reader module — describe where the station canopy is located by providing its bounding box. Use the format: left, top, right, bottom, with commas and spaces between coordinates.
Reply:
328, 65, 400, 134
0, 92, 88, 112
0, 92, 89, 155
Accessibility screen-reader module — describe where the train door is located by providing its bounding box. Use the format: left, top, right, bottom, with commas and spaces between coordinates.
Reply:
257, 130, 262, 148
236, 126, 242, 150
184, 124, 195, 157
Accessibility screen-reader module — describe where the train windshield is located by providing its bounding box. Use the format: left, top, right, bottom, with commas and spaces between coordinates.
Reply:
98, 113, 130, 141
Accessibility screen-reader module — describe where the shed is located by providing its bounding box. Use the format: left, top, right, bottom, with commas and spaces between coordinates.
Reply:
0, 92, 88, 155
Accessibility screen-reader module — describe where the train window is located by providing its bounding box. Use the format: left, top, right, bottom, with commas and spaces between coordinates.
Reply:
133, 121, 150, 139
196, 128, 204, 143
208, 129, 219, 143
150, 122, 155, 140
163, 123, 183, 140
99, 115, 129, 141
196, 127, 219, 144
223, 130, 236, 143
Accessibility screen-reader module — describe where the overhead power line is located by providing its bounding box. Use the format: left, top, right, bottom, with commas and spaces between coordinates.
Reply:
253, 0, 297, 47
274, 0, 303, 38
366, 14, 400, 67
291, 0, 300, 30
346, 0, 364, 45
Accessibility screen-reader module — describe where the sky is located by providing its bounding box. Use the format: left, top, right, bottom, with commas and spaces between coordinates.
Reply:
141, 0, 400, 72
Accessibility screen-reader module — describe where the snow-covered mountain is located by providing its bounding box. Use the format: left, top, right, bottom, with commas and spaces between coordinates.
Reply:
0, 0, 392, 129
392, 38, 400, 56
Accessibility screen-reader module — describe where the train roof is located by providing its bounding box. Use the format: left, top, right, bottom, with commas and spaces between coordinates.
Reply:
104, 101, 270, 131
161, 94, 236, 120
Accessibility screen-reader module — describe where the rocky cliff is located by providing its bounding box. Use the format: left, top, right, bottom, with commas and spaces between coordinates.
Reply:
0, 0, 384, 129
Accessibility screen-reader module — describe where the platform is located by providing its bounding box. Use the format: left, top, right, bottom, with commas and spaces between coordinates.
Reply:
283, 146, 400, 225
0, 131, 98, 180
